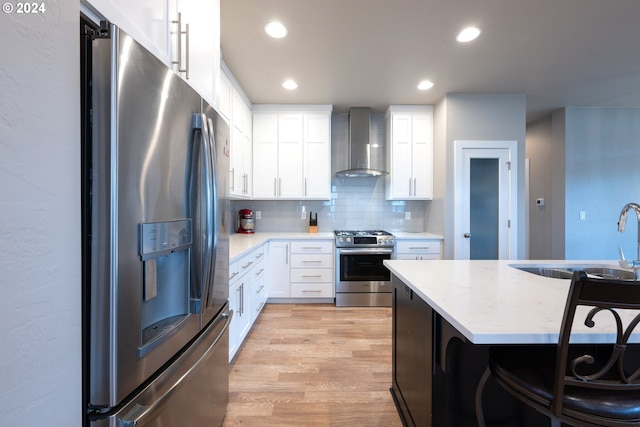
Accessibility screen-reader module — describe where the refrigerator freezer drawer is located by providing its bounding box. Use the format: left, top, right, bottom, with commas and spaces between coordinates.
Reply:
91, 307, 231, 427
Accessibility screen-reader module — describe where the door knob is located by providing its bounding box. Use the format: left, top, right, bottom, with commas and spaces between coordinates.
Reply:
463, 233, 471, 238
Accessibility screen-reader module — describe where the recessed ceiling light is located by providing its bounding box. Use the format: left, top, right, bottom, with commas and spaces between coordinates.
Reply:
265, 21, 287, 38
456, 26, 481, 43
282, 79, 298, 90
417, 80, 434, 90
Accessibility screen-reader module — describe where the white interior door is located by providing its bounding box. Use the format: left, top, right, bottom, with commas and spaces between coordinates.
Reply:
454, 141, 518, 260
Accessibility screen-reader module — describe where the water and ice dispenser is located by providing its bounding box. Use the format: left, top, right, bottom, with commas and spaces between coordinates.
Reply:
138, 219, 192, 357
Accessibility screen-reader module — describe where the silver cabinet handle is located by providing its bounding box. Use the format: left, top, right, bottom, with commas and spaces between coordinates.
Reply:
255, 268, 264, 276
413, 178, 417, 197
184, 23, 190, 79
302, 260, 322, 263
230, 168, 235, 191
409, 247, 431, 250
302, 290, 323, 293
241, 260, 254, 269
302, 275, 323, 278
274, 177, 277, 197
171, 13, 189, 78
302, 246, 322, 250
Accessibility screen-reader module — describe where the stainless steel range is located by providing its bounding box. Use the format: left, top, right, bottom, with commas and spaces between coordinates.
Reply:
334, 230, 395, 307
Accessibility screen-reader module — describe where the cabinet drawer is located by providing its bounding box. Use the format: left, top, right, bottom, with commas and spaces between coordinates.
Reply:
290, 241, 333, 254
290, 282, 334, 298
290, 268, 333, 282
395, 240, 441, 254
290, 253, 333, 268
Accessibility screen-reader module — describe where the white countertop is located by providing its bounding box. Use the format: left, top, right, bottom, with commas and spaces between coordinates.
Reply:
392, 232, 443, 239
229, 232, 334, 260
384, 259, 638, 345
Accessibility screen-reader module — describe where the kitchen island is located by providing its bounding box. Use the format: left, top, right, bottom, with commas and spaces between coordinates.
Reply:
383, 259, 637, 427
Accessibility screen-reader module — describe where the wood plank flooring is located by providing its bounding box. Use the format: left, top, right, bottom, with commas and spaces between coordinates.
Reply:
222, 304, 403, 426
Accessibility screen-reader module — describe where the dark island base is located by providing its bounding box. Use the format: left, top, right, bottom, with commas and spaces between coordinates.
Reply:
391, 276, 554, 427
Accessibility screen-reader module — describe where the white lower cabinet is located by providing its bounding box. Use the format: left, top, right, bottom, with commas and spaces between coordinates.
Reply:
395, 239, 442, 260
228, 244, 266, 361
289, 241, 334, 299
267, 241, 291, 298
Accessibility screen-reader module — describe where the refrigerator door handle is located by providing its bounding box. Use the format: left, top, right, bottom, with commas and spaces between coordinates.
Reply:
203, 116, 218, 309
189, 113, 213, 313
117, 311, 233, 426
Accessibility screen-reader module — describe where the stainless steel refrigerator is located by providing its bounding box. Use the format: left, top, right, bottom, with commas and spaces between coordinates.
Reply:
81, 21, 231, 426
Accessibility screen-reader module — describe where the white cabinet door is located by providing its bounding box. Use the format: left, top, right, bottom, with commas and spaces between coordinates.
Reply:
267, 241, 290, 298
170, 0, 220, 104
388, 113, 413, 199
228, 278, 250, 361
253, 114, 279, 198
277, 114, 304, 199
411, 113, 433, 199
218, 72, 232, 121
303, 113, 331, 199
86, 0, 170, 63
229, 89, 252, 197
386, 106, 434, 200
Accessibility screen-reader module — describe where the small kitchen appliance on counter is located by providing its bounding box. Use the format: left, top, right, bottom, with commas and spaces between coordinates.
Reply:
237, 209, 255, 234
334, 230, 395, 306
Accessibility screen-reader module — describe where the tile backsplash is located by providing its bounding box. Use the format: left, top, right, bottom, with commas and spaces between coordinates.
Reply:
231, 176, 429, 233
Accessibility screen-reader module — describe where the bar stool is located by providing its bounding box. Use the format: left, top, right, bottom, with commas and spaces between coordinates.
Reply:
476, 270, 640, 426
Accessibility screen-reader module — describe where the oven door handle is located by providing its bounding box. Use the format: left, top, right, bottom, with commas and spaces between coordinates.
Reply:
337, 248, 393, 255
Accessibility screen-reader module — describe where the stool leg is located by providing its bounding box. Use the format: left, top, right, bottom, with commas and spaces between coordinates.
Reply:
475, 366, 491, 427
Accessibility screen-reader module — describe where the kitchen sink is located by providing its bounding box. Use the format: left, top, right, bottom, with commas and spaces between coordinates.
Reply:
510, 265, 636, 281
515, 267, 574, 279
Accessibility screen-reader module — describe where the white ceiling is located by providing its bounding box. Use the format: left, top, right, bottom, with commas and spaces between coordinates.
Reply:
220, 0, 640, 122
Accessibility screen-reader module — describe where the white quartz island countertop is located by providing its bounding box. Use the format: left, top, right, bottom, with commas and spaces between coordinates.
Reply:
384, 259, 638, 346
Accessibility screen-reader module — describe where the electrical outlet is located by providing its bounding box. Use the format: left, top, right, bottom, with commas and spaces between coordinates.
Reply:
405, 211, 411, 220
301, 206, 306, 220
255, 211, 261, 220
579, 211, 586, 221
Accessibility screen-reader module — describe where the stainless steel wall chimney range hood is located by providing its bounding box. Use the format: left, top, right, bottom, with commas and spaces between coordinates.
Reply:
335, 107, 388, 178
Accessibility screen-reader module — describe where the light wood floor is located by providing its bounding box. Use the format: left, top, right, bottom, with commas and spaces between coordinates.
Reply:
222, 304, 403, 427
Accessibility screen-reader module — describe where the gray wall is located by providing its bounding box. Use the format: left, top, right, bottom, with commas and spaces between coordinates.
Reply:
526, 116, 554, 258
526, 107, 640, 260
0, 2, 82, 425
440, 93, 527, 259
564, 107, 640, 260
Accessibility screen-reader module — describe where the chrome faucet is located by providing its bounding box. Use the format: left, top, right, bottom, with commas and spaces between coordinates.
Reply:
617, 202, 640, 270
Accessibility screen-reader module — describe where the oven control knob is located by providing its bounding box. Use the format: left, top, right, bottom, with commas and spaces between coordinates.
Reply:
346, 237, 352, 243
338, 237, 344, 243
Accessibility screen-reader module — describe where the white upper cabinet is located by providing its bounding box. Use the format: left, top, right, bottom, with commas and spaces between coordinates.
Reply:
84, 0, 171, 63
385, 105, 434, 200
85, 0, 221, 104
303, 114, 332, 199
253, 105, 332, 200
169, 0, 220, 104
222, 65, 253, 198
